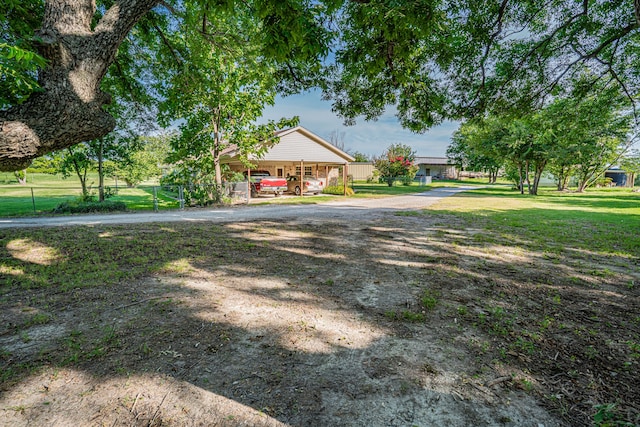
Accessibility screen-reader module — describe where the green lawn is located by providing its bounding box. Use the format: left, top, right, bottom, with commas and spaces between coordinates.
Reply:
0, 173, 174, 216
427, 185, 640, 257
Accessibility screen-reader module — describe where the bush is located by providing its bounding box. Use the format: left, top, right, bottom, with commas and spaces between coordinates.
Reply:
323, 185, 355, 196
53, 200, 127, 214
401, 174, 414, 186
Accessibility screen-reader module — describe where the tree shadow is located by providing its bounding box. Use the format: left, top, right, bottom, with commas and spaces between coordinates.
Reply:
0, 211, 638, 426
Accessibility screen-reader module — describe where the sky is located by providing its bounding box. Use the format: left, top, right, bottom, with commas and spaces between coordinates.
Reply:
261, 89, 459, 159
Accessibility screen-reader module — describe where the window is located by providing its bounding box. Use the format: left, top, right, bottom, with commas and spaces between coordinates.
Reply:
295, 166, 313, 176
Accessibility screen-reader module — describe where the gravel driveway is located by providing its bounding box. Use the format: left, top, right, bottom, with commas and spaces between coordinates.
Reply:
0, 186, 479, 229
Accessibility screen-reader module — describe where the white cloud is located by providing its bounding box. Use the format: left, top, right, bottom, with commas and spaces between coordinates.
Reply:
261, 90, 458, 157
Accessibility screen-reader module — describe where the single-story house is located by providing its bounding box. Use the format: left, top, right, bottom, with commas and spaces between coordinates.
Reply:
221, 126, 355, 193
414, 157, 458, 179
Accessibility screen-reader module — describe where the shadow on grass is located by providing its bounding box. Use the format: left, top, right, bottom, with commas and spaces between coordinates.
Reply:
0, 205, 638, 426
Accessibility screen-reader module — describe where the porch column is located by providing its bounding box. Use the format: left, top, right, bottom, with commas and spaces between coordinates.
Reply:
343, 163, 348, 196
300, 160, 304, 196
247, 168, 251, 201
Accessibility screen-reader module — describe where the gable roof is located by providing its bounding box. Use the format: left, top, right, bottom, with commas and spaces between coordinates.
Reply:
223, 126, 355, 164
262, 126, 355, 163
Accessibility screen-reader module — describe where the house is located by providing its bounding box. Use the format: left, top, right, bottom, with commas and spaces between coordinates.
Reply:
414, 157, 458, 179
221, 126, 355, 189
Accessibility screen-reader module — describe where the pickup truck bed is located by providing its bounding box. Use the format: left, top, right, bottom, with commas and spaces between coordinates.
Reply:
245, 171, 287, 197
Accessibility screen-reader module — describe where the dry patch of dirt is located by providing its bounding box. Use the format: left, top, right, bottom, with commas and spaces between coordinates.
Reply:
1, 212, 638, 426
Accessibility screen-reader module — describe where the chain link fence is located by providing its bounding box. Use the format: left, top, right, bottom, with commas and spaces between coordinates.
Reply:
0, 182, 250, 217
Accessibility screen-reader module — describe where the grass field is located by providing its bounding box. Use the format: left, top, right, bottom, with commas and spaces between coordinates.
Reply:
0, 184, 638, 425
428, 186, 640, 256
0, 173, 177, 216
0, 173, 465, 215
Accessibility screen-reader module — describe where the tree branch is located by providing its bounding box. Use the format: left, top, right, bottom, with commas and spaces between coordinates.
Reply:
0, 0, 161, 171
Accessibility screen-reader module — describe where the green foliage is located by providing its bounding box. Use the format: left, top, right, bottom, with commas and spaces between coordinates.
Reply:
159, 2, 300, 187
53, 200, 127, 214
421, 289, 439, 310
327, 0, 640, 128
374, 143, 418, 186
114, 135, 170, 187
447, 125, 502, 184
160, 171, 227, 206
448, 79, 633, 195
0, 0, 46, 108
350, 151, 370, 162
56, 145, 95, 198
543, 78, 633, 192
27, 157, 58, 174
0, 43, 46, 108
322, 185, 354, 196
3, 0, 640, 175
328, 0, 447, 130
618, 150, 640, 187
593, 403, 635, 427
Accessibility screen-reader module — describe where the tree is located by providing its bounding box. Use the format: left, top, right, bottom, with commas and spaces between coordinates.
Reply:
447, 125, 503, 183
115, 134, 170, 187
4, 1, 640, 171
13, 169, 27, 185
160, 2, 299, 195
56, 143, 95, 200
0, 0, 160, 171
329, 129, 346, 151
374, 143, 418, 186
545, 80, 634, 192
350, 151, 370, 162
448, 78, 635, 194
0, 0, 335, 171
328, 1, 640, 130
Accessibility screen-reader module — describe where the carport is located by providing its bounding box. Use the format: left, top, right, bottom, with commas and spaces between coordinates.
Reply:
222, 126, 355, 196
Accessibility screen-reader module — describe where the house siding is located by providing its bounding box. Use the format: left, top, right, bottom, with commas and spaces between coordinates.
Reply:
259, 132, 349, 163
349, 162, 375, 180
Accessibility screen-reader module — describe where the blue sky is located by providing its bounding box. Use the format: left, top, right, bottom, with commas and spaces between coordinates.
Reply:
261, 89, 459, 158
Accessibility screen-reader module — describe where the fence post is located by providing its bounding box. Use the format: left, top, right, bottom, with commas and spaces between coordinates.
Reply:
179, 186, 184, 210
153, 186, 159, 212
31, 188, 36, 214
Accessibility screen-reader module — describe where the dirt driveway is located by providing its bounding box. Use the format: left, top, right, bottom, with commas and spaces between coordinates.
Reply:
0, 188, 600, 426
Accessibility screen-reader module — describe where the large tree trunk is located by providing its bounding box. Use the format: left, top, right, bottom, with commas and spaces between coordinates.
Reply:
0, 0, 159, 171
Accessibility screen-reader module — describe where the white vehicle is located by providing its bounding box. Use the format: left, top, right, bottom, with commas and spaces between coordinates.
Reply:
286, 176, 324, 195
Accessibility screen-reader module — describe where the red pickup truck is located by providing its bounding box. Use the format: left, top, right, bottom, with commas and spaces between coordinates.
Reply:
245, 171, 287, 197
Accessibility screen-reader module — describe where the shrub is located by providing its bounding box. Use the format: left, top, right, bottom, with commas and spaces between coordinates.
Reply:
53, 200, 127, 214
323, 185, 355, 196
401, 174, 414, 186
